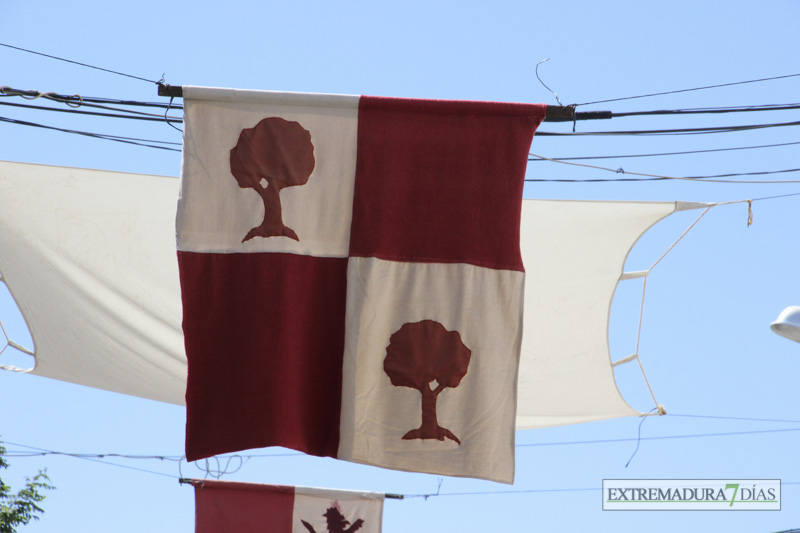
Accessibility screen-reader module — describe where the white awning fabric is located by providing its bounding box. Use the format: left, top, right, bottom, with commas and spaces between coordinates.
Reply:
0, 161, 706, 426
0, 161, 186, 404
517, 200, 696, 428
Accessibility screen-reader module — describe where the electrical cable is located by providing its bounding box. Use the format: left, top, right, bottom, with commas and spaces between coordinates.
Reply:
8, 425, 799, 461
611, 103, 800, 118
535, 119, 800, 136
0, 100, 183, 122
528, 141, 800, 162
577, 73, 800, 106
527, 153, 800, 183
408, 481, 800, 499
1, 88, 185, 118
9, 438, 799, 498
0, 116, 181, 152
0, 42, 161, 84
404, 487, 601, 499
1, 87, 182, 109
526, 169, 800, 183
58, 455, 177, 479
2, 441, 178, 478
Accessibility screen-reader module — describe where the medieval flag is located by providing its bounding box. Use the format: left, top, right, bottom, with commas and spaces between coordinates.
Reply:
190, 479, 384, 533
177, 87, 546, 483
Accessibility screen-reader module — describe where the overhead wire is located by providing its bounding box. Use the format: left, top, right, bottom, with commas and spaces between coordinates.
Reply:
535, 119, 800, 136
1, 88, 184, 117
6, 425, 799, 461
0, 88, 182, 109
9, 437, 798, 499
0, 100, 183, 122
0, 116, 181, 152
576, 72, 800, 106
5, 425, 799, 497
611, 103, 800, 118
0, 42, 161, 84
527, 153, 800, 183
527, 141, 800, 162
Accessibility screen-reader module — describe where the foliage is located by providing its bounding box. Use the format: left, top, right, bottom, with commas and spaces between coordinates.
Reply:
0, 438, 54, 533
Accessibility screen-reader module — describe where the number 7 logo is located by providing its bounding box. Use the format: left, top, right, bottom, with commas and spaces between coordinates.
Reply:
725, 483, 739, 507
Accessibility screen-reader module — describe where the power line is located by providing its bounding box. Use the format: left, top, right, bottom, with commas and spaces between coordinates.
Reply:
1, 87, 183, 109
0, 116, 181, 152
527, 153, 800, 183
0, 42, 161, 84
535, 119, 800, 136
61, 454, 177, 479
2, 441, 178, 478
0, 100, 183, 123
8, 426, 800, 461
578, 73, 800, 106
611, 103, 800, 118
13, 438, 800, 498
410, 481, 800, 499
404, 487, 600, 499
528, 141, 800, 162
1, 88, 184, 118
526, 168, 800, 183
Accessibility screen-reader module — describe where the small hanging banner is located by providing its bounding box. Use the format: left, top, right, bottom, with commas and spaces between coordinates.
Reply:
191, 479, 385, 533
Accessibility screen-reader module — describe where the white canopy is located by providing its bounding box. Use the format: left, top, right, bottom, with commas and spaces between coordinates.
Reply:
0, 160, 705, 425
0, 161, 186, 403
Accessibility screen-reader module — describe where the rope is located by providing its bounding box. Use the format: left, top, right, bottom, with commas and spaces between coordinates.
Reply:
626, 206, 713, 411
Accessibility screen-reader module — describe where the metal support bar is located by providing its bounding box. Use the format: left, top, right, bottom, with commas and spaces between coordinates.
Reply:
156, 84, 610, 123
544, 105, 613, 122
158, 84, 183, 97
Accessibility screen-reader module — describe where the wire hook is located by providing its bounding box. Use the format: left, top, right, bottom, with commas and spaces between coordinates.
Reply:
535, 58, 564, 107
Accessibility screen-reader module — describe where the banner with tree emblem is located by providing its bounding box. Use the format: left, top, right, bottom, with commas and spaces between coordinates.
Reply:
191, 479, 384, 533
177, 87, 546, 483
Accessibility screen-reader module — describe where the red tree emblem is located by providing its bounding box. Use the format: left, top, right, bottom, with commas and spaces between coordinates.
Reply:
301, 501, 364, 533
230, 117, 315, 242
384, 320, 471, 445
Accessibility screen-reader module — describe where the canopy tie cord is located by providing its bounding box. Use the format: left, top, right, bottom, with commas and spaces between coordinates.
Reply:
629, 206, 714, 411
625, 407, 660, 467
0, 274, 36, 373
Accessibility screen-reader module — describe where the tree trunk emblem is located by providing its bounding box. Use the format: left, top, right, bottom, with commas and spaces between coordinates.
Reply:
384, 320, 471, 445
230, 117, 315, 242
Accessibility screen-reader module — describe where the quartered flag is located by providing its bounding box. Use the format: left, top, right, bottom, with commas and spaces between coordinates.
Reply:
177, 87, 546, 483
191, 479, 384, 533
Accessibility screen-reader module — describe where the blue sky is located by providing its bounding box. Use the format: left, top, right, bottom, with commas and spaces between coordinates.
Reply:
1, 1, 799, 531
